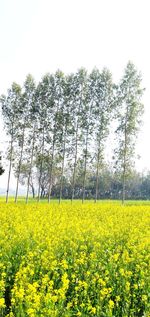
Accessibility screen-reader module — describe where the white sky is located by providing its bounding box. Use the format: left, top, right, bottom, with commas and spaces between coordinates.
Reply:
0, 0, 150, 189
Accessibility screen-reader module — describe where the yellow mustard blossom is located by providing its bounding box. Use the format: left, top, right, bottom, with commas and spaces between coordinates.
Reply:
0, 298, 5, 308
0, 200, 149, 316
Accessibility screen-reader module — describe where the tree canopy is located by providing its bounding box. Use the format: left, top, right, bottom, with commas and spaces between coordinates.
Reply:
0, 62, 144, 202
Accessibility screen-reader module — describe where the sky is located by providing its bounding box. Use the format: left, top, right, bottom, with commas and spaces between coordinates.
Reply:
0, 0, 150, 189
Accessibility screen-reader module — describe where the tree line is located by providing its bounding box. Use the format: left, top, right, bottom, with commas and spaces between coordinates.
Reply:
0, 61, 144, 203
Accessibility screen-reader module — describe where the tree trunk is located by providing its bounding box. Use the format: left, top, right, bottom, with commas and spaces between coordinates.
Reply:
40, 186, 45, 198
71, 128, 78, 202
48, 136, 55, 203
122, 122, 127, 204
37, 126, 45, 202
26, 124, 36, 203
82, 129, 89, 203
95, 146, 100, 203
71, 95, 82, 203
15, 126, 25, 203
82, 96, 93, 203
48, 101, 59, 203
59, 130, 66, 204
122, 167, 126, 204
6, 127, 14, 203
31, 182, 35, 198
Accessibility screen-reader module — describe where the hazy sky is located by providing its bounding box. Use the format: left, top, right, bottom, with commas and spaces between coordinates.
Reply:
0, 0, 150, 188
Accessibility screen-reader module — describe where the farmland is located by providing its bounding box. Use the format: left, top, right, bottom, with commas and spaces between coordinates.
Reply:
0, 200, 150, 316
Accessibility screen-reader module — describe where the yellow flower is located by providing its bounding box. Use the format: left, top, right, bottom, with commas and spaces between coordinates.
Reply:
51, 295, 58, 303
0, 200, 150, 315
125, 281, 130, 292
119, 268, 125, 276
90, 306, 96, 314
142, 295, 147, 302
109, 299, 114, 309
98, 278, 106, 286
0, 298, 5, 308
61, 259, 68, 269
27, 308, 35, 317
116, 295, 121, 302
113, 253, 119, 261
67, 302, 73, 309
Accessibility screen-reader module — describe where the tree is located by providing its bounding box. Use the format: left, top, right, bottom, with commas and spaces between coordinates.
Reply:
1, 65, 145, 203
89, 68, 114, 202
14, 88, 31, 203
36, 77, 49, 201
115, 61, 144, 203
59, 75, 71, 203
24, 75, 37, 203
67, 71, 84, 202
46, 71, 63, 203
0, 83, 22, 202
80, 69, 93, 203
66, 69, 90, 202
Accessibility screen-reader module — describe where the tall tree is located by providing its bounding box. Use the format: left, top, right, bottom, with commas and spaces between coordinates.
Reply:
14, 90, 30, 202
24, 75, 37, 203
69, 69, 88, 202
47, 71, 64, 203
36, 78, 48, 201
81, 69, 94, 203
115, 61, 144, 203
0, 83, 21, 202
68, 72, 83, 202
89, 68, 114, 202
58, 73, 68, 203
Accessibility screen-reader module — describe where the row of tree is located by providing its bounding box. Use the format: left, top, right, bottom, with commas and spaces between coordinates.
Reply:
0, 61, 144, 203
44, 166, 150, 200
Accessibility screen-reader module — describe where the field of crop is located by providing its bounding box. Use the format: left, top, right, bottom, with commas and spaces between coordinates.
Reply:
0, 200, 150, 317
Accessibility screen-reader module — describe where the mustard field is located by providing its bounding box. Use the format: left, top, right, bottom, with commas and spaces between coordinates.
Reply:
0, 201, 150, 317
